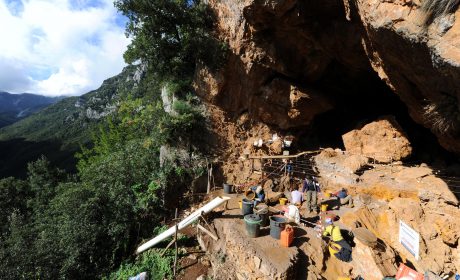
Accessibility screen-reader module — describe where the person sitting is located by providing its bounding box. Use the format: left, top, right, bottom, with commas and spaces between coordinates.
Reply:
250, 185, 265, 207
334, 188, 353, 208
322, 217, 352, 262
283, 204, 300, 224
290, 185, 303, 206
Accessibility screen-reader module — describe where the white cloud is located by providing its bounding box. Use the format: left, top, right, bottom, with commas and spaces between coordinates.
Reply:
0, 0, 130, 96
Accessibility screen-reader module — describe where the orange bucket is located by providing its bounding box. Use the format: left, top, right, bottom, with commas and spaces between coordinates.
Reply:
279, 198, 288, 205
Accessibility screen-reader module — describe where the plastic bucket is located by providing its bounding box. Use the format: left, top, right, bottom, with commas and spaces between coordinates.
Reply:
254, 204, 269, 227
242, 198, 254, 216
244, 214, 262, 238
321, 204, 328, 212
269, 216, 287, 239
245, 189, 255, 200
324, 192, 331, 198
279, 198, 288, 205
223, 183, 233, 194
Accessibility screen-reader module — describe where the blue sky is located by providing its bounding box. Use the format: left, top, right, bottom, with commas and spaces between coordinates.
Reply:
0, 0, 130, 96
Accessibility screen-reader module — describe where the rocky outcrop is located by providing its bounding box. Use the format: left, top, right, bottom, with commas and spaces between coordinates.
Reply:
195, 0, 360, 129
350, 0, 460, 153
196, 0, 460, 154
342, 116, 412, 163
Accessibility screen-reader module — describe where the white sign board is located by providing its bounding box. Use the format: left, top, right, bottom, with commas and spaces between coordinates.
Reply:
399, 220, 420, 260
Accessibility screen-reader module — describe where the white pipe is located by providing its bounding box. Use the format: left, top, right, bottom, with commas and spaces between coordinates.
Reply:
136, 196, 231, 254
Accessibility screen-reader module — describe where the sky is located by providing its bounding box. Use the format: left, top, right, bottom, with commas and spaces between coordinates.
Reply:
0, 0, 130, 96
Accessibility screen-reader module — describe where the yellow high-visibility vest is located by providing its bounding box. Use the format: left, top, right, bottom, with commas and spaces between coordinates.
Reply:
323, 225, 344, 242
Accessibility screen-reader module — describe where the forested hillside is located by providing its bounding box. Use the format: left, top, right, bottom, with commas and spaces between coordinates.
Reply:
0, 65, 145, 178
0, 0, 224, 278
0, 92, 61, 128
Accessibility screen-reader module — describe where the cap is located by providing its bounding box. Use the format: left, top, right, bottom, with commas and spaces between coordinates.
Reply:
325, 217, 333, 225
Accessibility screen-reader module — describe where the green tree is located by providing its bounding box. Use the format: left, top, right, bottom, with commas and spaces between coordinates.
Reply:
0, 177, 29, 234
0, 210, 36, 279
115, 0, 226, 89
27, 156, 66, 214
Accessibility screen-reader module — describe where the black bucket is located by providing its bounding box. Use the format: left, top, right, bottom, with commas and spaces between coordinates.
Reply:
244, 214, 262, 238
242, 198, 253, 216
254, 204, 269, 227
223, 183, 233, 194
269, 216, 287, 239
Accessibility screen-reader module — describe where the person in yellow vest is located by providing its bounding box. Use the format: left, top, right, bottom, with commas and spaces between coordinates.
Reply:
322, 217, 352, 262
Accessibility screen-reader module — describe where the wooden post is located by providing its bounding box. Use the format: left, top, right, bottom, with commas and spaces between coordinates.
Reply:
206, 158, 211, 194
173, 208, 178, 278
210, 162, 214, 192
261, 158, 265, 179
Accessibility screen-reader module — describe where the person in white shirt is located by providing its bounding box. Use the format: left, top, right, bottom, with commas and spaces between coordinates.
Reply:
290, 185, 303, 205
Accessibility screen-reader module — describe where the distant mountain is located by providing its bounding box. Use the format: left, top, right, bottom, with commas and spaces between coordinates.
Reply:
0, 65, 145, 178
0, 92, 62, 128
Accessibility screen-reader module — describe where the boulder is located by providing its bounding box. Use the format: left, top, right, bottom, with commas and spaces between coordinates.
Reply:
388, 198, 423, 225
351, 238, 398, 279
342, 116, 412, 163
433, 215, 460, 247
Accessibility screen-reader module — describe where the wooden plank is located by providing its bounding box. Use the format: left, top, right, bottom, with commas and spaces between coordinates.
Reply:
197, 224, 218, 241
249, 150, 320, 160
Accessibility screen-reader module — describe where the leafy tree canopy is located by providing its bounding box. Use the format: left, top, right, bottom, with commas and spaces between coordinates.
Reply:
115, 0, 227, 88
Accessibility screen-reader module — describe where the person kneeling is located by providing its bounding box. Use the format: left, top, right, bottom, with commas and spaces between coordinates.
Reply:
334, 188, 353, 208
250, 185, 265, 207
323, 218, 352, 262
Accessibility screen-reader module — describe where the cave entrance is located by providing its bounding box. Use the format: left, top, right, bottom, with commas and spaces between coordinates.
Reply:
296, 62, 457, 166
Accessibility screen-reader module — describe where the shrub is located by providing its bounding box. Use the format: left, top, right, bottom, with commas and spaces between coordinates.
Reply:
105, 249, 174, 280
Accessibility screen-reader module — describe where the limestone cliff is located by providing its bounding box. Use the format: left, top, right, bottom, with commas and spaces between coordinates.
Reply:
195, 0, 460, 154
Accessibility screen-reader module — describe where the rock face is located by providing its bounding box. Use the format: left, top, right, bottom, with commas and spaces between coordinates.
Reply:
196, 0, 460, 154
351, 0, 460, 153
351, 238, 398, 280
342, 116, 413, 163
